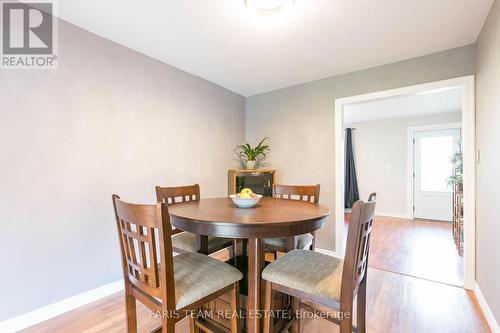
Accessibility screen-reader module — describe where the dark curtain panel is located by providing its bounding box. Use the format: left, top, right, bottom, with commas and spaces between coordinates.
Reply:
344, 128, 359, 208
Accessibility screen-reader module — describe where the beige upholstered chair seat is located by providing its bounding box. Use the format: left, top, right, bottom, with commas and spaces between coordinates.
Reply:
172, 232, 232, 253
169, 252, 243, 309
264, 233, 313, 250
262, 249, 344, 303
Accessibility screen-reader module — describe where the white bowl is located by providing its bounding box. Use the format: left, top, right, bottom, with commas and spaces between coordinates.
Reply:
229, 194, 263, 208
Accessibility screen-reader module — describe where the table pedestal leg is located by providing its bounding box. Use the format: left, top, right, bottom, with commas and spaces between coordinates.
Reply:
195, 234, 209, 254
247, 237, 265, 333
285, 236, 299, 252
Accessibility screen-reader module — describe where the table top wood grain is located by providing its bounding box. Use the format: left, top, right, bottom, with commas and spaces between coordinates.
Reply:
168, 197, 330, 238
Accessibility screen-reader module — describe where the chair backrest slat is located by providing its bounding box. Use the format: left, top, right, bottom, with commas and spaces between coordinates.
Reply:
341, 193, 376, 302
272, 184, 320, 203
112, 194, 174, 304
155, 184, 200, 235
155, 184, 200, 205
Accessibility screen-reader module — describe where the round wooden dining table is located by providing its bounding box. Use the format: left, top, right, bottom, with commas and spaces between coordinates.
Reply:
168, 197, 330, 333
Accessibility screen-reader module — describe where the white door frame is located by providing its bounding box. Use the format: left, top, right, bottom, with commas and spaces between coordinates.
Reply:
334, 75, 475, 290
407, 122, 462, 220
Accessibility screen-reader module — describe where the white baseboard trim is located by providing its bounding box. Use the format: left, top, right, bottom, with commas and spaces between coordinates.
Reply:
375, 212, 413, 219
315, 248, 341, 258
0, 280, 124, 333
475, 282, 500, 333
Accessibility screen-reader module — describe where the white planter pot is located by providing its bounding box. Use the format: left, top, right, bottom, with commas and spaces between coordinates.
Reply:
246, 160, 257, 170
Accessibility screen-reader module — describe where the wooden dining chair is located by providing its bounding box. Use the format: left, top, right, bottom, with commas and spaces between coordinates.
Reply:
155, 184, 234, 255
264, 184, 321, 255
262, 193, 377, 333
112, 194, 242, 333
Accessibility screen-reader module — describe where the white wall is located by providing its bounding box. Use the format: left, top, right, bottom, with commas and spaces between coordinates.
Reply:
346, 112, 461, 218
0, 20, 245, 320
476, 0, 500, 325
246, 45, 476, 252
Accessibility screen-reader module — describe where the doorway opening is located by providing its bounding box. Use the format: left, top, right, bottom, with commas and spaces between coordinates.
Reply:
334, 76, 475, 289
411, 125, 461, 222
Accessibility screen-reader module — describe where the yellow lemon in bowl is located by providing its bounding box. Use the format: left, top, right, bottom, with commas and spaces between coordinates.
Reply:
230, 188, 262, 208
240, 188, 253, 195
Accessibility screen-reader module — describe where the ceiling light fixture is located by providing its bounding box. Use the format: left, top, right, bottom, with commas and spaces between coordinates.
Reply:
245, 0, 295, 16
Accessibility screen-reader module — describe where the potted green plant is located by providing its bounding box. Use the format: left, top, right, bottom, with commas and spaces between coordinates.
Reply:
447, 150, 463, 191
235, 137, 270, 169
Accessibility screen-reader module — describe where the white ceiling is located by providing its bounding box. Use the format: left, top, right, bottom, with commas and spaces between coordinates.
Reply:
344, 87, 462, 123
57, 0, 493, 96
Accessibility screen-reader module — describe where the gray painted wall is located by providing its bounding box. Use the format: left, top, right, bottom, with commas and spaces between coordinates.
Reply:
476, 0, 500, 324
0, 20, 245, 320
246, 45, 475, 251
0, 15, 489, 324
346, 112, 462, 217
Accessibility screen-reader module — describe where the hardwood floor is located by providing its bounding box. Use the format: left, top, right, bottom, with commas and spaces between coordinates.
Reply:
369, 216, 464, 286
301, 268, 487, 333
20, 267, 489, 333
21, 218, 488, 333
